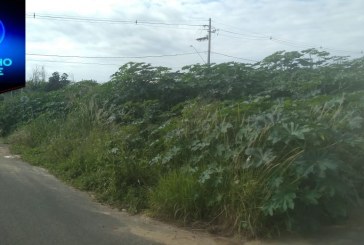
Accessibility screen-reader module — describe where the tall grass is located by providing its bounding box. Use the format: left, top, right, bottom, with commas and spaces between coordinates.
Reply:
5, 56, 364, 238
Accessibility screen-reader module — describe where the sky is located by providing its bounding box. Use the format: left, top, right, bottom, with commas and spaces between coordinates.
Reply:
26, 0, 364, 82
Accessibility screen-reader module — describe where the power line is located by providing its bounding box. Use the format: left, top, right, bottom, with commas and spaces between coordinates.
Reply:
27, 59, 121, 66
27, 59, 187, 70
269, 38, 317, 50
26, 17, 202, 31
219, 30, 362, 55
218, 33, 269, 41
213, 20, 270, 38
27, 51, 259, 66
211, 52, 259, 63
219, 29, 268, 39
26, 52, 207, 59
269, 37, 361, 54
27, 52, 259, 65
27, 13, 362, 55
190, 45, 206, 64
26, 13, 204, 27
214, 22, 363, 55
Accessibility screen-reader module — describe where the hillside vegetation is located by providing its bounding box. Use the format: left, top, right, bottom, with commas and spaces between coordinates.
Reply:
1, 49, 364, 237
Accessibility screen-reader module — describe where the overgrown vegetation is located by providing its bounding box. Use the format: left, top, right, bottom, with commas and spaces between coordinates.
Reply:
1, 49, 363, 237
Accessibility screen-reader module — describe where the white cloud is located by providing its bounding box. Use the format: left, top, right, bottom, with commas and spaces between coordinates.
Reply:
26, 0, 364, 82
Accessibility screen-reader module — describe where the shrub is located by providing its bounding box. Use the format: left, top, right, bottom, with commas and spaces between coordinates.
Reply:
150, 171, 205, 222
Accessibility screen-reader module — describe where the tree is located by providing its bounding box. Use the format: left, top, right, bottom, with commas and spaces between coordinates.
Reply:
27, 65, 47, 91
46, 72, 70, 91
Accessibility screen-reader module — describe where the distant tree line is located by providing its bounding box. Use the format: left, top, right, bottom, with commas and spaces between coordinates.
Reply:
27, 66, 71, 92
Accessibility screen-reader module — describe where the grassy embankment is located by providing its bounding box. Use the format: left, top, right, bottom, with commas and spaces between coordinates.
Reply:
1, 50, 364, 237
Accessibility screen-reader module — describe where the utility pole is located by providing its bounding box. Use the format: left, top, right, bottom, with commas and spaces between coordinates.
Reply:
196, 18, 214, 66
207, 18, 212, 65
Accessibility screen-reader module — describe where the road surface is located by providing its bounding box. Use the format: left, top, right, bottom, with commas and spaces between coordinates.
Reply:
0, 144, 235, 245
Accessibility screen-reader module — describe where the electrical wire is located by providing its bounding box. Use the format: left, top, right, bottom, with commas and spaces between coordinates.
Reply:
26, 13, 204, 27
213, 20, 270, 38
27, 59, 188, 70
214, 21, 362, 55
270, 37, 361, 54
27, 52, 258, 66
26, 13, 362, 55
190, 45, 206, 64
26, 17, 203, 31
217, 33, 269, 41
211, 52, 259, 63
26, 52, 207, 59
219, 29, 268, 39
27, 59, 121, 66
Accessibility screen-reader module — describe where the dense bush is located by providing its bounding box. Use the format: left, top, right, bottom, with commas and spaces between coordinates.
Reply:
2, 49, 364, 237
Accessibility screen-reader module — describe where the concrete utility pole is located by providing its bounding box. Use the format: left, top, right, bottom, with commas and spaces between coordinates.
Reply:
196, 18, 214, 65
207, 18, 212, 65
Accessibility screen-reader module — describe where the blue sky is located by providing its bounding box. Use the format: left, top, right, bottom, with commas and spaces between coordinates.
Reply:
26, 0, 364, 82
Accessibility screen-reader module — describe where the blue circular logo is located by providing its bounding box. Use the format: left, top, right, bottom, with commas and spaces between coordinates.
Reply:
0, 20, 5, 45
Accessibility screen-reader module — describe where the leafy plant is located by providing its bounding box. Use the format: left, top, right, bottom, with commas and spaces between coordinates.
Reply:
3, 50, 364, 238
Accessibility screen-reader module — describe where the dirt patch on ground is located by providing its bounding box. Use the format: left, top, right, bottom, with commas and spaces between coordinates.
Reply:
128, 225, 240, 245
0, 144, 21, 159
0, 144, 10, 156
